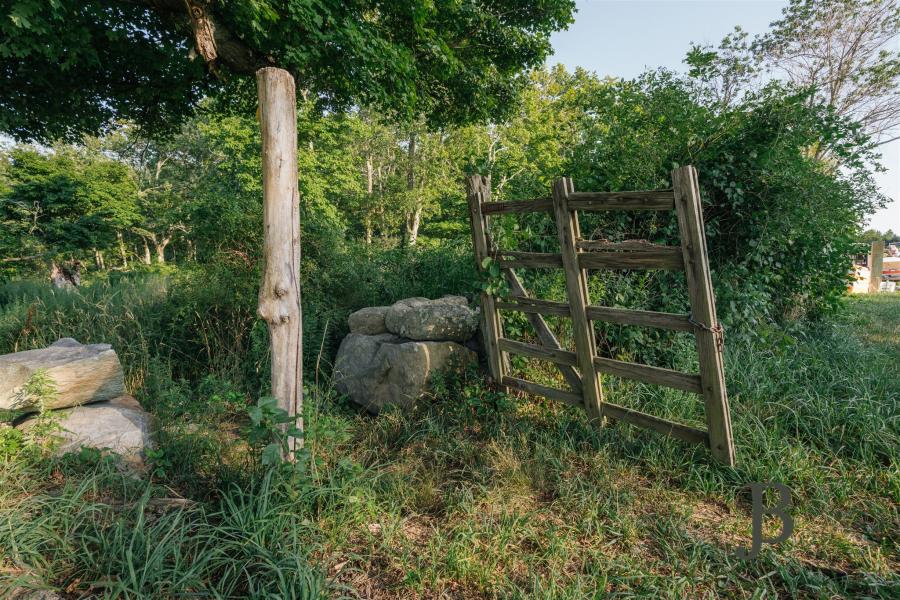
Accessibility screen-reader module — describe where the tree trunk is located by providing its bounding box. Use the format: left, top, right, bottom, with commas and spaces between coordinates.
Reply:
117, 232, 128, 268
142, 239, 152, 265
93, 248, 103, 270
365, 156, 374, 244
154, 237, 171, 264
401, 131, 416, 246
406, 205, 422, 246
50, 260, 81, 288
256, 67, 303, 458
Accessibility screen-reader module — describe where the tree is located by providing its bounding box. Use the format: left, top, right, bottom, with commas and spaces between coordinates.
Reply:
0, 146, 139, 282
0, 0, 576, 457
687, 0, 900, 144
2, 1, 576, 140
757, 0, 900, 144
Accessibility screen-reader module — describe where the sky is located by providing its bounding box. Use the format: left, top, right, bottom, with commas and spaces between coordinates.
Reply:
549, 0, 900, 233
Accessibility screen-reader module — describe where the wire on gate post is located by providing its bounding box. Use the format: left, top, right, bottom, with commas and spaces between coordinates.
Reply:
688, 315, 725, 353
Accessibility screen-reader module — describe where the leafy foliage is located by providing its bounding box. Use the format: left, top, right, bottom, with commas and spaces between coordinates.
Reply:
0, 0, 576, 141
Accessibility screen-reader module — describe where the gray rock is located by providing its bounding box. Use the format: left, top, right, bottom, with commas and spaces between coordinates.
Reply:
0, 337, 124, 412
348, 306, 390, 334
17, 395, 152, 469
333, 333, 476, 413
384, 296, 478, 342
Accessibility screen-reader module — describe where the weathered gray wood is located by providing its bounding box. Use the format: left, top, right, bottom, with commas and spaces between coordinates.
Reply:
480, 197, 553, 215
553, 178, 604, 420
257, 67, 303, 457
501, 376, 583, 406
672, 165, 735, 466
491, 244, 583, 394
496, 297, 571, 317
593, 356, 702, 394
602, 401, 709, 446
579, 248, 684, 270
567, 190, 675, 211
498, 250, 563, 269
585, 305, 693, 331
466, 175, 507, 389
0, 338, 124, 412
869, 240, 885, 293
577, 239, 673, 252
498, 338, 578, 366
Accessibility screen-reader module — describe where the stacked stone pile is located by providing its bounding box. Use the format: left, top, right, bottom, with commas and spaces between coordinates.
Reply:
1, 338, 151, 469
334, 296, 480, 413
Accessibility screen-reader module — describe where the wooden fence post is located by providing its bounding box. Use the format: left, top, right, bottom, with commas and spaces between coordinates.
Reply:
869, 240, 885, 293
552, 178, 604, 421
672, 166, 735, 466
466, 175, 507, 388
257, 67, 303, 457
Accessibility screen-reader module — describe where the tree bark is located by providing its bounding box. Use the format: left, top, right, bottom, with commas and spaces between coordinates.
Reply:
365, 156, 374, 244
154, 237, 170, 264
117, 232, 128, 268
406, 205, 422, 246
256, 67, 303, 458
142, 239, 152, 265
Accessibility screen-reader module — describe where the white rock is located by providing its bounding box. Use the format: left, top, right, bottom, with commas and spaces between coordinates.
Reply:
17, 395, 152, 469
333, 333, 476, 413
383, 296, 478, 342
348, 306, 390, 334
0, 338, 124, 412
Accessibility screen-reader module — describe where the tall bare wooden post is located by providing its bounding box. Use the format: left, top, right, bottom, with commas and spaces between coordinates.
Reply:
869, 240, 885, 293
552, 178, 604, 421
256, 67, 303, 457
672, 166, 735, 466
466, 175, 507, 389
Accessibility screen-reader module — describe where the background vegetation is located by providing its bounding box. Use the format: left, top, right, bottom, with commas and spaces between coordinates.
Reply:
1, 0, 898, 597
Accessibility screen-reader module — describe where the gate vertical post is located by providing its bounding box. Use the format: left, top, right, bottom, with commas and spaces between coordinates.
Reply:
466, 175, 507, 389
869, 240, 885, 293
552, 178, 604, 421
672, 166, 736, 466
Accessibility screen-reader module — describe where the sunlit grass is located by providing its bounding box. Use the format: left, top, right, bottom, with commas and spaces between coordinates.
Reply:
1, 277, 897, 598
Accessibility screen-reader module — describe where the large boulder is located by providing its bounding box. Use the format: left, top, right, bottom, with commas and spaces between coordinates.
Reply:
334, 333, 476, 413
0, 338, 124, 413
17, 395, 152, 469
384, 296, 479, 342
348, 306, 389, 335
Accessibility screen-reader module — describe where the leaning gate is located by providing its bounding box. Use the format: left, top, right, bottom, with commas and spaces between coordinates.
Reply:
466, 166, 735, 466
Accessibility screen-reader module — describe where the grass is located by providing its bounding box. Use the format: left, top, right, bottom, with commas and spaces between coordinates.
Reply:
0, 277, 898, 598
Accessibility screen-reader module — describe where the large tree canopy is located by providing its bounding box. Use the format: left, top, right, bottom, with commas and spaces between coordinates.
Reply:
0, 0, 576, 141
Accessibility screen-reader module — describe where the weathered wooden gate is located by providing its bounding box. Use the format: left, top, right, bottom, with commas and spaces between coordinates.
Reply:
466, 166, 735, 465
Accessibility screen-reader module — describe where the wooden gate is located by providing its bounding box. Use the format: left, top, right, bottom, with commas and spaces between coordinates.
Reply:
466, 166, 735, 465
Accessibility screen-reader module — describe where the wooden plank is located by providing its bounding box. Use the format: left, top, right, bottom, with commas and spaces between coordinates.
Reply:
494, 248, 584, 395
576, 239, 674, 252
567, 190, 675, 211
466, 175, 507, 389
497, 250, 563, 269
592, 356, 702, 394
498, 338, 578, 366
601, 402, 709, 446
579, 248, 683, 270
496, 297, 571, 317
481, 197, 553, 215
869, 240, 885, 293
672, 165, 735, 466
553, 178, 604, 420
585, 305, 693, 332
501, 376, 583, 407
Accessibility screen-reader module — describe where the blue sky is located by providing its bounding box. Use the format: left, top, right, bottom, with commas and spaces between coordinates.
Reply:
549, 0, 900, 232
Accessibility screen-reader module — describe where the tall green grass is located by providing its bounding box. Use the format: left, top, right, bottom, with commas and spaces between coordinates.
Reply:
1, 261, 897, 598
